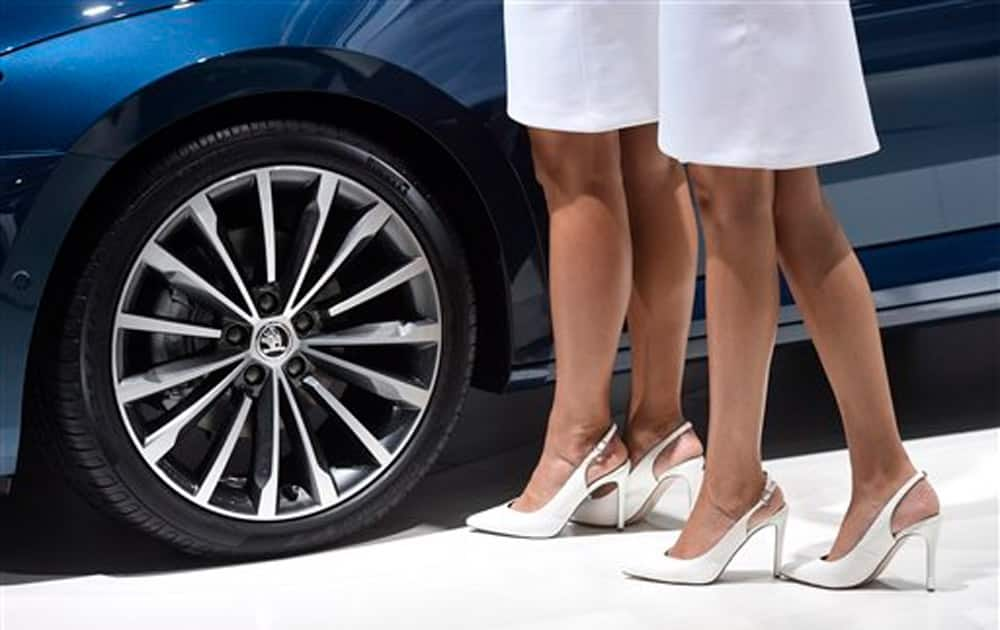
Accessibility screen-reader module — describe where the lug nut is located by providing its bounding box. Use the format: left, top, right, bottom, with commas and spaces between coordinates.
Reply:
285, 356, 306, 378
224, 325, 247, 345
292, 312, 313, 334
257, 292, 278, 314
243, 365, 265, 385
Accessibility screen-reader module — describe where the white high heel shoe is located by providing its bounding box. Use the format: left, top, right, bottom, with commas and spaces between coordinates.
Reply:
623, 475, 788, 585
782, 471, 941, 591
573, 421, 702, 528
465, 425, 630, 538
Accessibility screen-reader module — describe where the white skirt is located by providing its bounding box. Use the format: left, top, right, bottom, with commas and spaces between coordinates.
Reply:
504, 0, 881, 169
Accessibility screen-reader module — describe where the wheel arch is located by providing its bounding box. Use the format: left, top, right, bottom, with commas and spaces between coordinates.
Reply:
31, 49, 524, 400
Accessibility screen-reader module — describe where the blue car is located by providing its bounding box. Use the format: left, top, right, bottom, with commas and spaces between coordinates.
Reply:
0, 0, 997, 556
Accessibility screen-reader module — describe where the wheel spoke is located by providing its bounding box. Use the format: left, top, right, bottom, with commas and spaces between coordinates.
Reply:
284, 173, 338, 313
292, 202, 393, 312
278, 372, 338, 505
187, 193, 259, 320
118, 351, 245, 403
304, 319, 440, 347
251, 371, 282, 518
117, 313, 222, 339
256, 169, 278, 284
142, 242, 253, 322
303, 347, 429, 408
302, 376, 391, 466
141, 358, 247, 463
114, 164, 444, 521
325, 258, 429, 319
195, 395, 253, 503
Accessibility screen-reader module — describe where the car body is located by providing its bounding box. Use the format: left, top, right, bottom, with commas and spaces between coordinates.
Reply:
0, 0, 997, 551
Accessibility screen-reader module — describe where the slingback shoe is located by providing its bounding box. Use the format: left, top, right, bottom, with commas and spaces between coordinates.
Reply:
465, 424, 630, 538
782, 471, 941, 591
622, 475, 788, 585
573, 421, 702, 528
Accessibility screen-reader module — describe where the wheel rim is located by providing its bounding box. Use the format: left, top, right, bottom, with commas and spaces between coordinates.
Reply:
111, 165, 442, 521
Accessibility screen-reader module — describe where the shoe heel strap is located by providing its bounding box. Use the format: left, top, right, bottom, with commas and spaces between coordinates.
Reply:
653, 421, 694, 459
662, 420, 692, 449
742, 474, 781, 532
761, 477, 777, 505
583, 423, 619, 470
883, 470, 928, 519
749, 473, 779, 513
853, 471, 929, 551
635, 421, 693, 473
540, 424, 621, 515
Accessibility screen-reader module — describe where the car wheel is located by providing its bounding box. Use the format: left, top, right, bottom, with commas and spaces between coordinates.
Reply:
36, 120, 475, 556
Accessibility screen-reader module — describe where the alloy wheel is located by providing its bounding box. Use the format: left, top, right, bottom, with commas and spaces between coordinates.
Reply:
110, 165, 442, 521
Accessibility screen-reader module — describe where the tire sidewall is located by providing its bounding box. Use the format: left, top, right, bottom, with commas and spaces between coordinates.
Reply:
74, 123, 473, 554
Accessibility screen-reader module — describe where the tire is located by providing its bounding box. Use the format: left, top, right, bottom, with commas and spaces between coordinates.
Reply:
33, 120, 476, 557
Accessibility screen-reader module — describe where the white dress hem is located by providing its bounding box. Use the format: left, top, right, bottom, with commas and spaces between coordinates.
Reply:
504, 0, 879, 169
507, 110, 660, 134
661, 140, 882, 170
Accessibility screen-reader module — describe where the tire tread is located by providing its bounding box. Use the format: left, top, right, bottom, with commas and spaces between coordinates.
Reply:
30, 119, 477, 557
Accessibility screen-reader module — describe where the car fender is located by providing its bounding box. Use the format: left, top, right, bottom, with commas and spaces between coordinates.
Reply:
0, 46, 547, 478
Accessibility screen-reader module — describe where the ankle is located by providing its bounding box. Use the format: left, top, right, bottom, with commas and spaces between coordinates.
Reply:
891, 478, 940, 534
624, 409, 686, 449
625, 412, 703, 471
851, 459, 918, 500
627, 402, 685, 433
669, 430, 704, 463
703, 469, 766, 519
543, 413, 615, 463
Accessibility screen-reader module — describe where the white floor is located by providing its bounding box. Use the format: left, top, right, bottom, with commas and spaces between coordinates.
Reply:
1, 429, 997, 630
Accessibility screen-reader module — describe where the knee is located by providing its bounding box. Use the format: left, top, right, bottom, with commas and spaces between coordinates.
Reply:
773, 167, 825, 225
775, 213, 853, 280
530, 133, 624, 209
688, 166, 774, 237
621, 149, 683, 191
773, 177, 849, 269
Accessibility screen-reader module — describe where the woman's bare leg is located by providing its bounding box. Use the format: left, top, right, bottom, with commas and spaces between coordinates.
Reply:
773, 168, 939, 559
670, 165, 785, 558
512, 129, 630, 512
618, 125, 703, 471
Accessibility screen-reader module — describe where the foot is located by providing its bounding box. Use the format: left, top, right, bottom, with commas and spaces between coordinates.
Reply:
669, 474, 785, 559
826, 469, 940, 561
511, 423, 628, 513
624, 416, 704, 477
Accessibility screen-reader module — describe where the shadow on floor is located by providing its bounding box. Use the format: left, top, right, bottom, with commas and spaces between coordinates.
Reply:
0, 314, 996, 585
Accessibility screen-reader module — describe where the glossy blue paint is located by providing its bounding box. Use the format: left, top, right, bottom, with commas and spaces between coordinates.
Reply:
851, 0, 1000, 73
0, 0, 546, 478
688, 225, 1000, 324
0, 0, 176, 54
1, 0, 999, 478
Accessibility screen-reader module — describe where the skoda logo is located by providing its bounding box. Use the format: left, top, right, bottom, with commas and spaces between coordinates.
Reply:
256, 323, 291, 359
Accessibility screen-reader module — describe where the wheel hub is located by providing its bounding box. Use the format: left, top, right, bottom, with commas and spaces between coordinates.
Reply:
111, 164, 442, 522
253, 320, 296, 364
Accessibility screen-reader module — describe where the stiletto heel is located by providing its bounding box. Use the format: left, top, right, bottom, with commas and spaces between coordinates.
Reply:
616, 477, 627, 531
783, 471, 941, 590
908, 514, 941, 591
573, 421, 702, 528
623, 475, 787, 585
466, 424, 629, 538
772, 507, 788, 578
